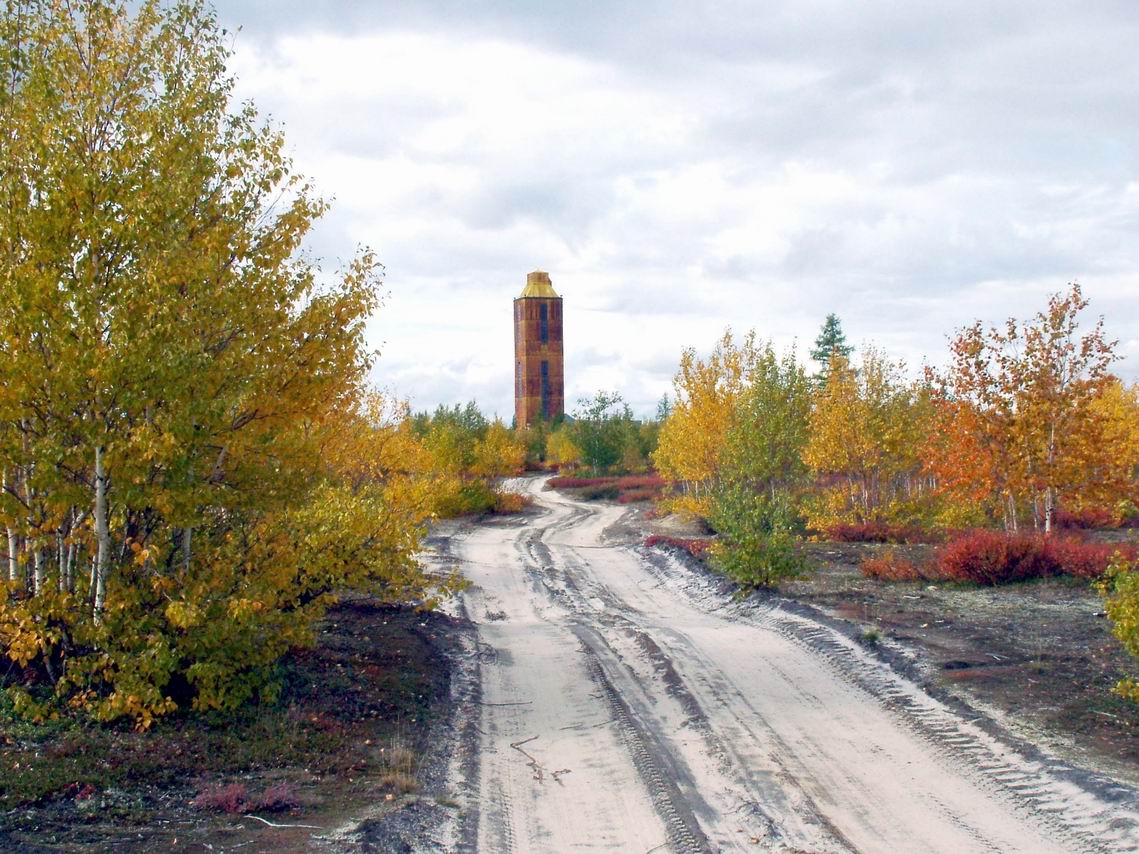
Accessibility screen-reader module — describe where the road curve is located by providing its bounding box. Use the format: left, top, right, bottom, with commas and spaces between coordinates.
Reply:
444, 477, 1139, 853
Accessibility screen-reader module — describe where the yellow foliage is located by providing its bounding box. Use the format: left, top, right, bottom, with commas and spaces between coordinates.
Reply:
0, 4, 457, 726
654, 329, 759, 490
546, 429, 582, 468
803, 349, 939, 529
1101, 556, 1139, 703
472, 421, 526, 478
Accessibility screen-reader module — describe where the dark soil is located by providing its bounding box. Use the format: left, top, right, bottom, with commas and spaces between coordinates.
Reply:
0, 597, 459, 852
784, 541, 1139, 787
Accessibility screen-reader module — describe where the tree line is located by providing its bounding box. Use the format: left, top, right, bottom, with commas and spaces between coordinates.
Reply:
653, 286, 1139, 585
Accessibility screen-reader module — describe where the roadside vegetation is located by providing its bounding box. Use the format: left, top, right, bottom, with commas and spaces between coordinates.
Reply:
645, 286, 1139, 703
0, 3, 529, 842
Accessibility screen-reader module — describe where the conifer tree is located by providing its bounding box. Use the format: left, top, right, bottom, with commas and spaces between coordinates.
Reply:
810, 313, 854, 381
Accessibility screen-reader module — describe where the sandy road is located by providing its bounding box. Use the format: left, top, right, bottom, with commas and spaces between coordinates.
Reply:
441, 478, 1139, 853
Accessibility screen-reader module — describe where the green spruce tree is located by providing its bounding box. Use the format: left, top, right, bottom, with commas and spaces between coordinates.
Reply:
810, 313, 853, 383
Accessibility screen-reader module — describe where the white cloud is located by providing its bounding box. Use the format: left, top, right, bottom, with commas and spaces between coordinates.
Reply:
219, 2, 1139, 418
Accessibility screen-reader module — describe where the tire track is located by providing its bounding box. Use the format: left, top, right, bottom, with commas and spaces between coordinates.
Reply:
636, 546, 1139, 853
572, 625, 713, 854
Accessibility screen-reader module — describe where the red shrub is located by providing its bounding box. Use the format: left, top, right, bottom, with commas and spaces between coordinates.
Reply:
549, 475, 667, 489
618, 476, 667, 490
824, 521, 936, 544
192, 781, 301, 814
253, 782, 301, 812
618, 489, 658, 504
192, 782, 250, 813
860, 551, 924, 582
548, 476, 603, 488
1045, 537, 1136, 579
1054, 506, 1116, 530
936, 530, 1137, 585
644, 534, 712, 558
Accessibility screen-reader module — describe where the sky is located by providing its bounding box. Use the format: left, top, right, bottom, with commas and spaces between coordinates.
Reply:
214, 0, 1139, 420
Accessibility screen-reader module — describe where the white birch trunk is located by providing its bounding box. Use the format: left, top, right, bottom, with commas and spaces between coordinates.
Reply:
65, 541, 76, 593
93, 445, 110, 620
57, 529, 65, 593
5, 528, 15, 583
2, 469, 16, 583
32, 543, 43, 595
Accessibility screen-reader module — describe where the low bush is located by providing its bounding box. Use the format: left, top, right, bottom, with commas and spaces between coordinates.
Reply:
617, 488, 658, 504
548, 475, 666, 490
936, 530, 1137, 585
1100, 555, 1139, 703
1054, 506, 1116, 530
1045, 537, 1136, 580
252, 782, 302, 812
644, 535, 713, 559
824, 521, 936, 544
434, 479, 498, 517
579, 484, 621, 501
192, 782, 250, 813
860, 550, 926, 582
550, 474, 668, 504
191, 781, 300, 814
490, 491, 534, 514
707, 487, 809, 589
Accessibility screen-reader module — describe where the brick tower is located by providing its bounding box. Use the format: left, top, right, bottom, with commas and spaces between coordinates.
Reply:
513, 271, 564, 427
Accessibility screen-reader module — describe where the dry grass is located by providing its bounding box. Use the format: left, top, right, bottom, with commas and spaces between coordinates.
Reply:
377, 734, 420, 794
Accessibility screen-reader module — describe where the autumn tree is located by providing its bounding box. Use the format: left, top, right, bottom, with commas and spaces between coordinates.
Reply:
1084, 380, 1139, 518
706, 343, 812, 587
926, 284, 1118, 532
472, 421, 526, 479
720, 343, 811, 497
804, 348, 936, 530
1101, 555, 1139, 703
653, 330, 761, 513
546, 427, 582, 469
0, 0, 452, 725
409, 403, 526, 515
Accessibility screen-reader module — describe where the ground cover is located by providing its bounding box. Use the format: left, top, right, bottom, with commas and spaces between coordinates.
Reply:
0, 598, 458, 851
786, 541, 1139, 784
546, 474, 667, 503
640, 512, 1139, 788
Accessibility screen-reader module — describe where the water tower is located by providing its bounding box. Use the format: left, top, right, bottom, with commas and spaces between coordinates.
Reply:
513, 271, 564, 427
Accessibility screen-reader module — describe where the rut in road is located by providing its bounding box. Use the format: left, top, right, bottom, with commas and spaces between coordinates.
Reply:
441, 476, 1139, 853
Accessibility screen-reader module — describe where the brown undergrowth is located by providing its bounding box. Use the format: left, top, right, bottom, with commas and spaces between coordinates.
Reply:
0, 598, 455, 850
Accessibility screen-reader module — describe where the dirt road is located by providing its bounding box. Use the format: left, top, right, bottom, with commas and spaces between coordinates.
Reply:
433, 478, 1139, 853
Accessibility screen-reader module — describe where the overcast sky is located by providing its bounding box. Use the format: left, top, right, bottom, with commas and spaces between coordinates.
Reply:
215, 0, 1139, 419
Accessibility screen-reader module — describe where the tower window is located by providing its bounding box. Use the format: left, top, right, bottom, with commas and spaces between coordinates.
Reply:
540, 360, 549, 418
539, 303, 548, 342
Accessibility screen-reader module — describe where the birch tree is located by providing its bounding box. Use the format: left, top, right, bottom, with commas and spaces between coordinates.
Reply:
925, 284, 1118, 532
0, 0, 449, 726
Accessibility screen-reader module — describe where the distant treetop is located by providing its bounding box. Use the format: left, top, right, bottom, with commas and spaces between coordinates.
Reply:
810, 313, 854, 384
810, 313, 853, 367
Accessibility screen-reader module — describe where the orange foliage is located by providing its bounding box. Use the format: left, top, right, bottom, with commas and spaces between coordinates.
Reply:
925, 284, 1123, 532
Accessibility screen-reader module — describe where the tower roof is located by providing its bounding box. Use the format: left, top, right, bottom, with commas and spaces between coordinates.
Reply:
518, 270, 559, 298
